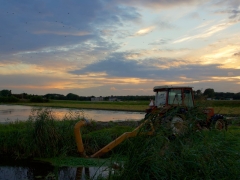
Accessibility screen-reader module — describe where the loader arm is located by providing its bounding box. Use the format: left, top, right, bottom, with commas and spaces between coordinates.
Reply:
74, 119, 155, 158
91, 121, 154, 158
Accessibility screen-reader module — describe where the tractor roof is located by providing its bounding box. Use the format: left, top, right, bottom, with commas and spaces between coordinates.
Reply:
153, 86, 193, 92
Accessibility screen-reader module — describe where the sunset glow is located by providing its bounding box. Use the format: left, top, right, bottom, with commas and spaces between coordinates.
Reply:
0, 0, 239, 96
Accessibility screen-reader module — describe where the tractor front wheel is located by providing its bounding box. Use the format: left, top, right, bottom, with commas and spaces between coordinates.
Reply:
214, 119, 226, 130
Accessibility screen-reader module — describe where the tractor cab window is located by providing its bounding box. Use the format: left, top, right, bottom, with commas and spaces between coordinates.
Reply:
168, 89, 182, 105
183, 90, 194, 107
155, 91, 167, 107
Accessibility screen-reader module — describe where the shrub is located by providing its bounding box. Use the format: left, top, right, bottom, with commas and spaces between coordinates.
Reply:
0, 95, 19, 103
30, 96, 49, 102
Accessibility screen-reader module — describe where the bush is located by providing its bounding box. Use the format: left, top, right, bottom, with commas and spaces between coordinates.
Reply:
0, 95, 19, 103
30, 96, 49, 103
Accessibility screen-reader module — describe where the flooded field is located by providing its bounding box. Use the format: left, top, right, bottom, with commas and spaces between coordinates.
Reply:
0, 105, 144, 123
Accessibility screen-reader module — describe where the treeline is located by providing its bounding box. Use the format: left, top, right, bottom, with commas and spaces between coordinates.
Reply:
0, 90, 155, 102
215, 92, 240, 100
44, 93, 155, 101
195, 88, 240, 100
44, 93, 93, 101
1, 88, 240, 103
0, 90, 49, 103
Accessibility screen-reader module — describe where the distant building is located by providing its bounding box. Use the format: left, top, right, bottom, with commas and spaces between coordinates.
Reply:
109, 97, 119, 101
91, 97, 104, 101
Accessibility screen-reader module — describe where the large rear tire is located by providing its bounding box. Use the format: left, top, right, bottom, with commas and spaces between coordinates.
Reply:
214, 119, 226, 130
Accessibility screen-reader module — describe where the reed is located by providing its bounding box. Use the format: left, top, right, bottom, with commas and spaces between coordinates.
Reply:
0, 108, 135, 159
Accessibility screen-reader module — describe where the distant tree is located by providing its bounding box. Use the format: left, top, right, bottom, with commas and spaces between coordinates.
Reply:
43, 93, 66, 100
30, 95, 44, 102
233, 93, 240, 100
0, 90, 11, 97
203, 88, 215, 98
196, 90, 202, 95
0, 89, 19, 102
66, 93, 79, 100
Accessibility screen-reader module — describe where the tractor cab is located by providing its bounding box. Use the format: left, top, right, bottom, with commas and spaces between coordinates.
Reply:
153, 86, 194, 108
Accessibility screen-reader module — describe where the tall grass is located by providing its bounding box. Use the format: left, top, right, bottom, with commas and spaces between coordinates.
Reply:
0, 108, 80, 159
107, 128, 240, 179
102, 106, 240, 180
0, 108, 136, 159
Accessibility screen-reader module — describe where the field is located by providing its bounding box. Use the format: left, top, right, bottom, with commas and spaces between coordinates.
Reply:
14, 100, 148, 111
12, 99, 240, 115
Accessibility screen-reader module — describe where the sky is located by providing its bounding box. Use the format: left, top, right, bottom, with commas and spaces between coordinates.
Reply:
0, 0, 240, 96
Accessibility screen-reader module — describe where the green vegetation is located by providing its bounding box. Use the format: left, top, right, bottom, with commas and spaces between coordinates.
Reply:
195, 100, 240, 115
111, 126, 240, 180
203, 88, 215, 98
0, 108, 136, 159
0, 108, 240, 179
12, 100, 149, 111
30, 95, 49, 103
0, 89, 19, 102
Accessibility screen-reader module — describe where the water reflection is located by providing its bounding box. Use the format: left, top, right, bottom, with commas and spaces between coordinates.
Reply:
0, 105, 144, 123
0, 161, 114, 180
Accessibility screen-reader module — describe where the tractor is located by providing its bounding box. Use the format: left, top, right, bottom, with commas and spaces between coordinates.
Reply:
145, 86, 227, 133
74, 86, 227, 158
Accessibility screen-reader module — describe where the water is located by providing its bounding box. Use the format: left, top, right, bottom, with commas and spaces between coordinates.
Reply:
0, 105, 145, 123
0, 159, 111, 180
0, 104, 143, 179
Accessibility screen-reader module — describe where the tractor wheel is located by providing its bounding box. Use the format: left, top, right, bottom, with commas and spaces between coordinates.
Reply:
214, 119, 226, 130
171, 116, 187, 135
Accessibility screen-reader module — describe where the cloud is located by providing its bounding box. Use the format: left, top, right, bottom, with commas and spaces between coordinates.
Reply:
234, 52, 240, 56
215, 9, 240, 20
68, 53, 240, 81
1, 0, 240, 95
0, 0, 140, 55
188, 12, 200, 19
110, 87, 117, 90
2, 53, 240, 95
149, 38, 171, 45
34, 30, 92, 36
173, 20, 234, 43
134, 26, 155, 36
113, 0, 207, 9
